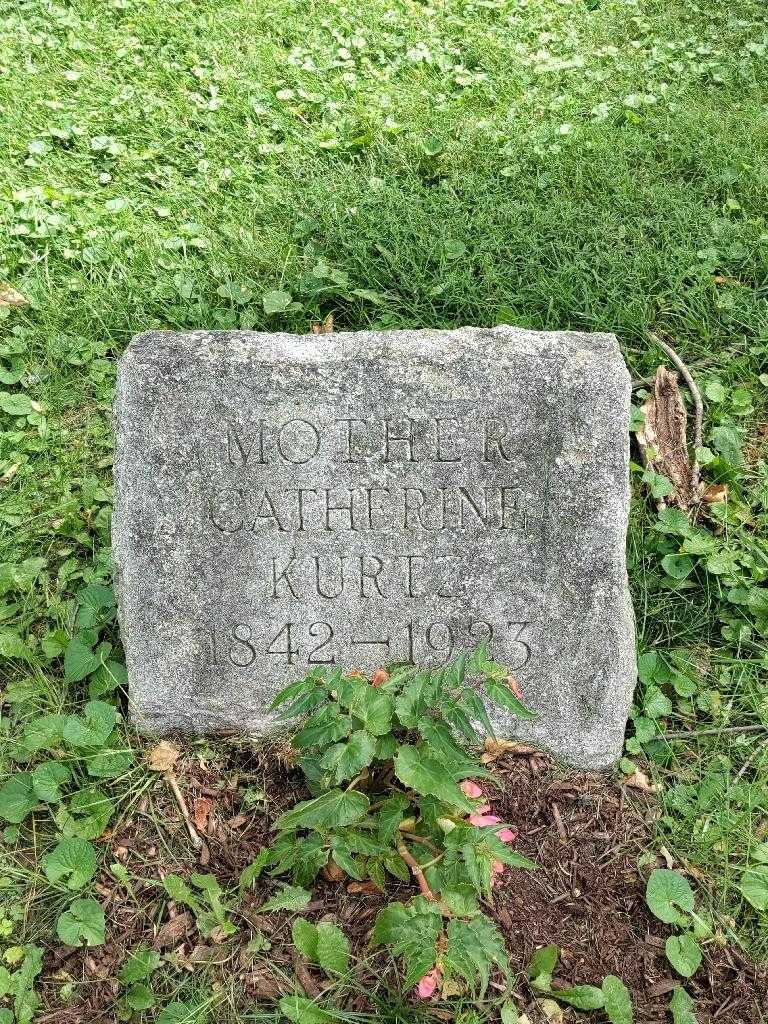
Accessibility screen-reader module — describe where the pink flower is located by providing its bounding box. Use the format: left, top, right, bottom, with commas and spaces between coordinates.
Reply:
416, 969, 441, 998
507, 675, 524, 700
470, 813, 502, 827
498, 827, 517, 843
460, 780, 484, 799
491, 860, 506, 887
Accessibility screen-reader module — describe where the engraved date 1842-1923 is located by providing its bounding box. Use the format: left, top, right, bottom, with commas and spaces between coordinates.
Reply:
208, 618, 533, 671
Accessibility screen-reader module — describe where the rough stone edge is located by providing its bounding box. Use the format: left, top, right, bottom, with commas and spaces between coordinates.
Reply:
114, 325, 635, 770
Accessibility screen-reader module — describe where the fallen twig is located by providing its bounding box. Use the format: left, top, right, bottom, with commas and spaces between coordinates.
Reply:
165, 771, 203, 850
550, 802, 568, 842
664, 723, 767, 740
733, 737, 768, 785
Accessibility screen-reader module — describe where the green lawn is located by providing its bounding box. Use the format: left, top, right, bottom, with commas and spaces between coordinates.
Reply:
1, 0, 767, 1019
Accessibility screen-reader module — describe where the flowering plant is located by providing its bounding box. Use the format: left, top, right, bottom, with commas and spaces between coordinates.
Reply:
245, 645, 537, 997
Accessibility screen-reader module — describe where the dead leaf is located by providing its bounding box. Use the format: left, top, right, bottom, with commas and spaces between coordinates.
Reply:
146, 740, 180, 771
0, 283, 28, 307
636, 364, 698, 510
702, 483, 727, 503
538, 998, 564, 1023
371, 668, 389, 688
346, 880, 381, 895
226, 813, 249, 830
322, 861, 346, 882
193, 796, 213, 833
481, 738, 540, 764
188, 944, 230, 963
1, 464, 19, 485
208, 925, 230, 945
154, 911, 193, 949
245, 969, 288, 999
623, 767, 660, 794
311, 312, 334, 334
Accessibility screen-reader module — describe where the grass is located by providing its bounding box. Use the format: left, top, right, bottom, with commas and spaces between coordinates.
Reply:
0, 0, 767, 1018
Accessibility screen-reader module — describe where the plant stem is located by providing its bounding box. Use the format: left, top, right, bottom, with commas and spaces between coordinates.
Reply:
400, 833, 440, 854
396, 839, 436, 901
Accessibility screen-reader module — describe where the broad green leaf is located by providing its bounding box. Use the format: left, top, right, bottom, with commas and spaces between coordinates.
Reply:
710, 424, 742, 466
654, 509, 691, 536
376, 793, 410, 841
0, 631, 31, 658
31, 761, 70, 803
63, 700, 117, 748
551, 985, 605, 1010
316, 922, 349, 975
330, 839, 362, 879
437, 698, 478, 744
278, 995, 333, 1024
63, 636, 101, 683
645, 869, 694, 925
262, 289, 292, 315
118, 945, 161, 983
394, 746, 473, 811
457, 687, 496, 739
482, 677, 537, 720
0, 773, 37, 823
383, 853, 410, 882
528, 944, 559, 983
602, 975, 633, 1024
643, 686, 673, 719
661, 554, 695, 581
42, 838, 97, 890
319, 730, 376, 784
259, 884, 312, 913
293, 704, 354, 748
270, 677, 315, 710
416, 718, 484, 775
275, 788, 369, 832
394, 673, 430, 727
85, 745, 134, 778
126, 983, 155, 1010
349, 686, 393, 736
0, 392, 33, 416
372, 898, 442, 988
157, 1001, 204, 1024
276, 688, 327, 722
669, 987, 698, 1024
56, 897, 105, 947
291, 918, 318, 961
57, 786, 114, 839
239, 847, 274, 892
163, 875, 201, 913
88, 660, 128, 697
16, 714, 66, 757
444, 916, 509, 996
78, 584, 115, 610
500, 1003, 519, 1024
665, 933, 702, 978
440, 884, 480, 917
738, 866, 768, 910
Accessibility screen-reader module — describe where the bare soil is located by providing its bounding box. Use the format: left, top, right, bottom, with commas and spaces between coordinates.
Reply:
37, 746, 767, 1024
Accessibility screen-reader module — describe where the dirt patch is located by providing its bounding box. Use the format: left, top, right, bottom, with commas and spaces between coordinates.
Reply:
37, 746, 767, 1023
491, 757, 766, 1023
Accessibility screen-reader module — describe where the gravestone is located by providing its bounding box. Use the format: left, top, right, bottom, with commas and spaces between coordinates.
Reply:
113, 326, 635, 767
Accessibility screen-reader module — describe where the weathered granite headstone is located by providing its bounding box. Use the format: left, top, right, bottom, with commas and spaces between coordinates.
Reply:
113, 326, 635, 767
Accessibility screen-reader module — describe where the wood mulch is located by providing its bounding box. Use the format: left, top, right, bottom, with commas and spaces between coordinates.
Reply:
36, 746, 767, 1023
